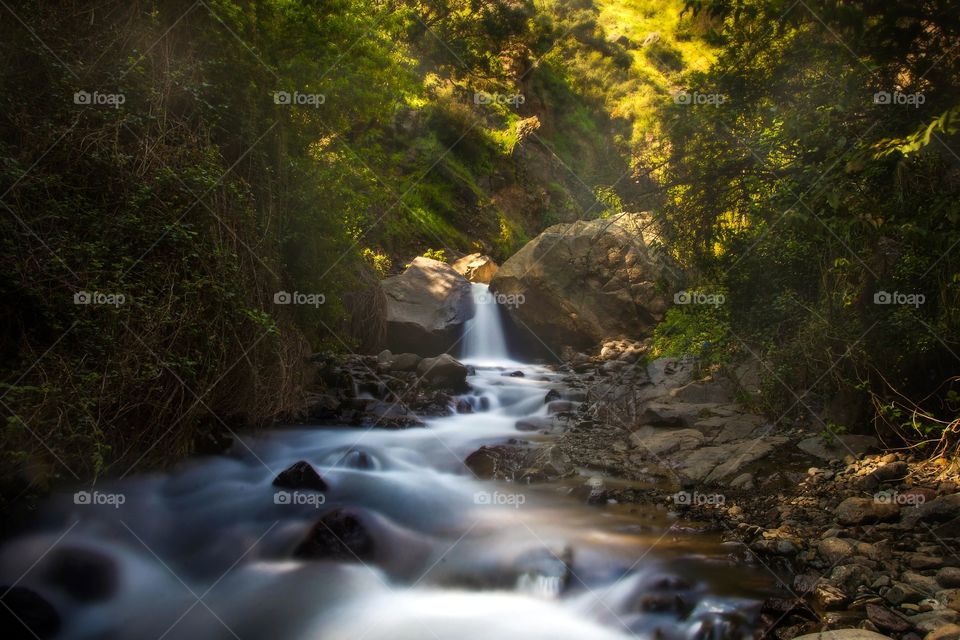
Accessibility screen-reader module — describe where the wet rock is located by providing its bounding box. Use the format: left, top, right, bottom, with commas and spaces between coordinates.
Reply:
294, 509, 375, 561
364, 401, 425, 428
273, 460, 327, 491
0, 586, 60, 639
416, 354, 468, 390
44, 547, 119, 602
546, 400, 578, 415
505, 370, 525, 378
382, 257, 474, 356
515, 417, 555, 432
832, 564, 875, 592
305, 393, 340, 420
866, 603, 912, 633
836, 497, 900, 525
455, 398, 473, 414
544, 389, 561, 403
464, 444, 527, 480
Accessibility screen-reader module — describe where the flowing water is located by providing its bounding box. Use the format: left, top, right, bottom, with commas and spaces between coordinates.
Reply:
0, 285, 775, 639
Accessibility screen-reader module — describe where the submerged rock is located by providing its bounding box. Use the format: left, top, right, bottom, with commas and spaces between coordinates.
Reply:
294, 509, 375, 561
273, 461, 328, 491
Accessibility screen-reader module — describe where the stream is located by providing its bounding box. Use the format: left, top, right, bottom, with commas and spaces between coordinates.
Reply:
0, 284, 776, 639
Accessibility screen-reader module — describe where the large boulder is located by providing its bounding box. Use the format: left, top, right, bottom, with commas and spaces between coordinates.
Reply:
490, 213, 680, 352
381, 257, 474, 356
451, 253, 499, 283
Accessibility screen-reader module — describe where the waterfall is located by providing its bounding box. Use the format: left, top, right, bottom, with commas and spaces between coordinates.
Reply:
461, 283, 513, 365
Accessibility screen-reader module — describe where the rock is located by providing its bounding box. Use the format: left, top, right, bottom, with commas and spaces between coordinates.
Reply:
911, 494, 960, 523
815, 582, 851, 610
384, 352, 422, 372
873, 461, 909, 482
793, 632, 893, 640
729, 473, 755, 489
631, 428, 705, 457
546, 400, 578, 415
677, 437, 789, 483
464, 444, 528, 480
924, 624, 960, 640
44, 547, 119, 602
798, 435, 879, 460
273, 460, 327, 491
305, 393, 340, 419
455, 398, 473, 414
544, 389, 561, 403
294, 509, 375, 561
416, 354, 469, 390
489, 213, 680, 352
910, 611, 960, 634
887, 582, 926, 605
382, 257, 474, 355
866, 603, 912, 633
515, 416, 555, 432
669, 381, 734, 404
451, 253, 498, 283
363, 400, 425, 428
0, 586, 61, 639
903, 571, 941, 595
938, 568, 960, 589
909, 555, 947, 570
832, 564, 875, 592
836, 497, 900, 525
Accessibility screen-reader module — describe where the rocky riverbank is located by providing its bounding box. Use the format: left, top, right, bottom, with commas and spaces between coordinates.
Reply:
306, 341, 960, 640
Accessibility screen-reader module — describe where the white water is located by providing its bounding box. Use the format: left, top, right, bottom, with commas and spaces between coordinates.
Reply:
461, 283, 515, 366
0, 287, 770, 640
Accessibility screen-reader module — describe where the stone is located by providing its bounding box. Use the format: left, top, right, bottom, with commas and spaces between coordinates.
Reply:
924, 624, 960, 640
382, 257, 474, 356
819, 537, 855, 564
294, 509, 375, 561
630, 428, 705, 457
910, 555, 947, 570
489, 213, 681, 352
816, 582, 852, 610
866, 603, 912, 633
886, 582, 926, 605
836, 497, 900, 525
678, 437, 789, 483
832, 564, 875, 592
416, 354, 469, 390
938, 568, 960, 589
792, 631, 894, 640
910, 611, 960, 634
515, 416, 555, 432
273, 460, 327, 491
450, 253, 498, 283
798, 435, 879, 460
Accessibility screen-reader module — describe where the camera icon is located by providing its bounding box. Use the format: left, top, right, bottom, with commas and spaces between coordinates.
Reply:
474, 491, 491, 505
873, 291, 892, 304
873, 91, 891, 105
274, 491, 291, 505
474, 92, 492, 105
73, 490, 91, 504
274, 291, 292, 304
74, 91, 91, 105
673, 291, 691, 304
74, 291, 92, 305
674, 92, 692, 105
673, 491, 692, 505
274, 91, 291, 105
874, 492, 893, 504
